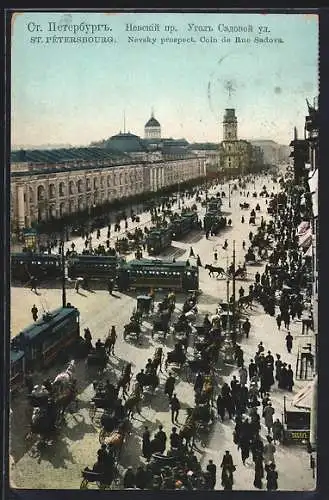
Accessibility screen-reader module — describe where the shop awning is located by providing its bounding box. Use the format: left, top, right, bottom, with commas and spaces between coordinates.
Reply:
297, 221, 310, 236
303, 245, 313, 258
293, 381, 314, 410
298, 227, 312, 249
308, 169, 318, 194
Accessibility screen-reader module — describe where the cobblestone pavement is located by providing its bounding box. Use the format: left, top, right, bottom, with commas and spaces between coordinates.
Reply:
10, 175, 316, 490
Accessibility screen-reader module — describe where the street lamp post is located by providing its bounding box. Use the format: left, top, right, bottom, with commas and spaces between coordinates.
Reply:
228, 183, 231, 208
60, 240, 67, 308
232, 240, 236, 339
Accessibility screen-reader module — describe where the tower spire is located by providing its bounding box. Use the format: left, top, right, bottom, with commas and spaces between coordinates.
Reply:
151, 107, 154, 118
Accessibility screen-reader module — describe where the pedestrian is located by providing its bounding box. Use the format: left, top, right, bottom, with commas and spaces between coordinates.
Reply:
275, 354, 283, 384
220, 450, 234, 488
214, 250, 218, 261
241, 216, 245, 224
30, 276, 37, 293
142, 426, 152, 461
263, 401, 275, 435
276, 313, 282, 330
242, 318, 251, 338
123, 466, 136, 489
223, 239, 228, 250
164, 372, 176, 399
75, 279, 80, 293
31, 304, 38, 321
170, 393, 181, 423
272, 419, 284, 444
240, 418, 252, 465
263, 436, 276, 466
154, 424, 167, 454
25, 372, 34, 394
239, 365, 248, 386
217, 393, 226, 421
257, 341, 265, 354
266, 463, 278, 491
253, 455, 264, 489
285, 332, 293, 353
189, 246, 195, 258
242, 240, 246, 250
109, 326, 117, 355
206, 459, 217, 490
286, 364, 294, 392
107, 279, 114, 295
196, 254, 202, 267
170, 427, 182, 449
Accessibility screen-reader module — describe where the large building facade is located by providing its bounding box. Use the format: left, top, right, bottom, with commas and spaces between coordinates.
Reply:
11, 156, 204, 230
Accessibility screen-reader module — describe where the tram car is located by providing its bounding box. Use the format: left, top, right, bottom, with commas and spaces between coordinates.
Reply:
146, 227, 172, 255
170, 212, 198, 240
10, 347, 26, 393
203, 212, 225, 233
67, 255, 124, 280
11, 252, 62, 282
10, 305, 80, 385
116, 259, 199, 292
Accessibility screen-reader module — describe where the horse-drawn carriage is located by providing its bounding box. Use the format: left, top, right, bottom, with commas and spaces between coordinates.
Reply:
80, 445, 119, 490
244, 249, 258, 264
152, 310, 171, 339
239, 202, 250, 210
165, 343, 186, 372
136, 295, 153, 317
87, 344, 109, 372
26, 361, 78, 446
89, 381, 119, 423
123, 317, 141, 343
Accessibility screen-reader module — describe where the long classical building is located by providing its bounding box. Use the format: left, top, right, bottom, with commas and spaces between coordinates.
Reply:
11, 150, 204, 230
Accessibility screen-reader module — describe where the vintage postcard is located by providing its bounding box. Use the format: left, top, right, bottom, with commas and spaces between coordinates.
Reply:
9, 10, 318, 492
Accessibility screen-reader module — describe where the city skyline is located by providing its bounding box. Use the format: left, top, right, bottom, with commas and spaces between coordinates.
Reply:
11, 12, 318, 147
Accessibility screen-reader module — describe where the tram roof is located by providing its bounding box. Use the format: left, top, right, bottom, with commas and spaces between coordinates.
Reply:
10, 348, 25, 363
13, 306, 78, 343
11, 252, 61, 260
126, 259, 197, 269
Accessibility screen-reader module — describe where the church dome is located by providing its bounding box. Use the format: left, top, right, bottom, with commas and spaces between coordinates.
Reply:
145, 116, 160, 128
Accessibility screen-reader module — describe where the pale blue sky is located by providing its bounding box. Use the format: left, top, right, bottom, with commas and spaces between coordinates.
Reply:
11, 11, 318, 147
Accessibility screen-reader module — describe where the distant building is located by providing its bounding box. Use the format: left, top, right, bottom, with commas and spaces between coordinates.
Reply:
218, 109, 254, 174
144, 111, 161, 139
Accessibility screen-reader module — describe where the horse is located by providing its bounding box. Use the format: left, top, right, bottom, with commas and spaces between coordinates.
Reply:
179, 413, 197, 450
152, 347, 163, 373
205, 264, 227, 278
201, 375, 215, 406
53, 360, 75, 388
124, 386, 142, 419
117, 363, 133, 399
238, 295, 253, 310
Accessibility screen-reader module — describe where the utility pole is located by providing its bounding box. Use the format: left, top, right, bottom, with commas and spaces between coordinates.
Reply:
232, 240, 236, 338
61, 240, 67, 308
226, 255, 230, 334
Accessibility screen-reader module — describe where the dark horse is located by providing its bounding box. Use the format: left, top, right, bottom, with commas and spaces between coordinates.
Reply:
205, 264, 227, 278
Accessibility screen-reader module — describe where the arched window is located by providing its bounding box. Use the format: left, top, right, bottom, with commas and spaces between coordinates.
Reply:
69, 180, 75, 195
86, 178, 91, 191
77, 179, 84, 193
59, 202, 66, 217
94, 178, 98, 189
107, 175, 111, 187
29, 187, 34, 203
59, 182, 65, 197
37, 185, 45, 201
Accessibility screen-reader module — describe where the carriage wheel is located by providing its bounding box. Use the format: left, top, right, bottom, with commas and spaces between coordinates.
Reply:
80, 479, 89, 489
99, 429, 106, 444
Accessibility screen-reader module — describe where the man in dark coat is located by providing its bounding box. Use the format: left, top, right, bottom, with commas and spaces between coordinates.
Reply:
217, 393, 226, 421
154, 425, 167, 454
142, 426, 152, 461
206, 459, 217, 490
248, 359, 258, 379
286, 364, 294, 391
285, 332, 293, 353
242, 318, 251, 338
164, 373, 176, 399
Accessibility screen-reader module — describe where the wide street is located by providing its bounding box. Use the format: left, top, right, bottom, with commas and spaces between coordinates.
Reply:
10, 174, 315, 490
